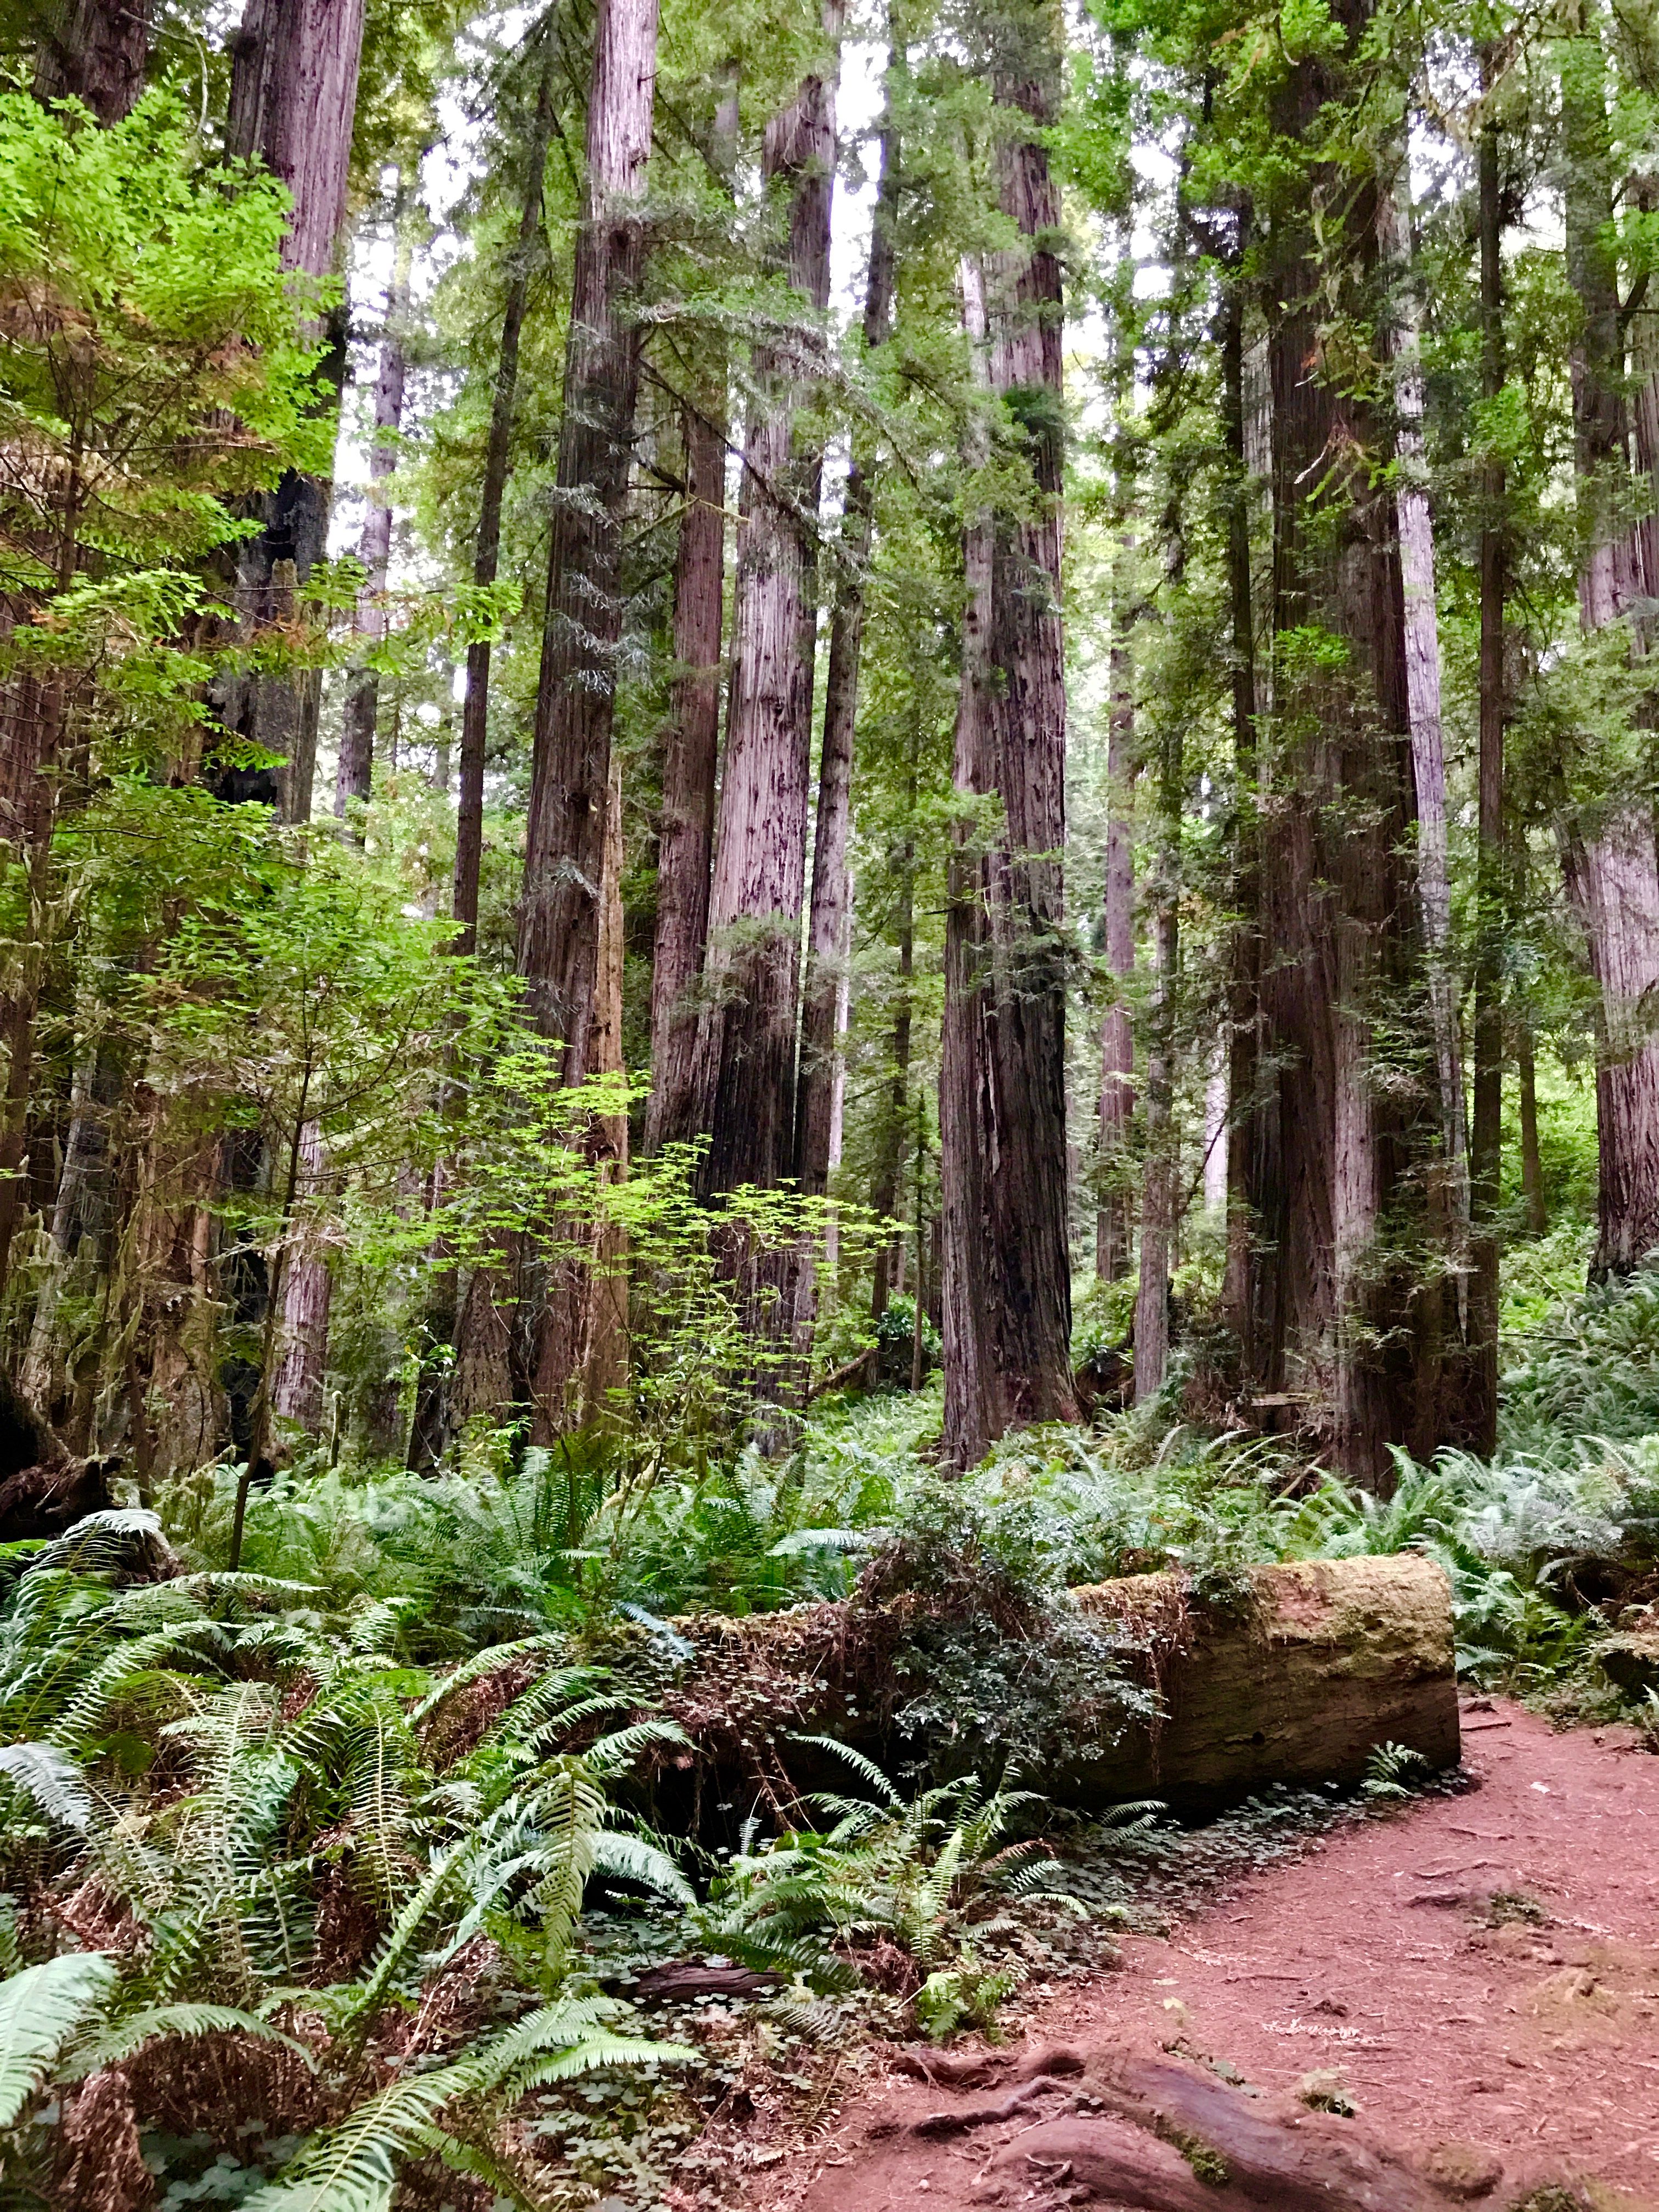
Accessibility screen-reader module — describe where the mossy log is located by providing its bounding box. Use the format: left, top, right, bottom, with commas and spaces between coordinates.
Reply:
1060, 1554, 1462, 1813
665, 1554, 1459, 1819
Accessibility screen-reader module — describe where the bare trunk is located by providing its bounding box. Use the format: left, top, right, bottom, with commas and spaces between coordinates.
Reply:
1134, 693, 1180, 1403
453, 43, 557, 957
1097, 527, 1136, 1281
515, 0, 657, 1429
337, 174, 413, 825
517, 0, 660, 1070
869, 805, 914, 1322
34, 0, 150, 119
646, 400, 729, 1149
1466, 72, 1505, 1452
1220, 249, 1262, 1358
214, 0, 366, 825
270, 1121, 332, 1440
1245, 10, 1433, 1485
1380, 183, 1465, 1219
695, 5, 843, 1195
796, 83, 898, 1200
1518, 1018, 1547, 1234
940, 17, 1080, 1468
1560, 10, 1659, 1280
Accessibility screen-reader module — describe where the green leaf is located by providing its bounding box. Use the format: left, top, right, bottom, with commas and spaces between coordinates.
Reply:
0, 1953, 117, 2128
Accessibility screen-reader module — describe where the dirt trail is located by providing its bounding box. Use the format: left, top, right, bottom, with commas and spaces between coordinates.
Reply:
754, 1701, 1659, 2211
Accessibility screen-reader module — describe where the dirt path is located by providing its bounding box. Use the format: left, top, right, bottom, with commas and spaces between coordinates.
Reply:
749, 1700, 1659, 2211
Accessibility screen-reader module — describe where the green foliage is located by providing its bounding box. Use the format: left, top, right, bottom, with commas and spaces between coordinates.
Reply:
698, 1774, 1086, 2024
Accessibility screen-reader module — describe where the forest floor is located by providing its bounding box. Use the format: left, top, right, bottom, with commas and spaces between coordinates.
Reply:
717, 1700, 1659, 2212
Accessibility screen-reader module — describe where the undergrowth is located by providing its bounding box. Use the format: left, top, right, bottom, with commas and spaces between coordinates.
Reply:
4, 1257, 1659, 2204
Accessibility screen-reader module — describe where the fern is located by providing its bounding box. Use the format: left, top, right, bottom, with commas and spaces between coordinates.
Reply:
0, 1954, 116, 2129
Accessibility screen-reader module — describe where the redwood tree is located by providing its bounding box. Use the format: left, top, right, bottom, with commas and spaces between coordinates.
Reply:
645, 75, 740, 1155
213, 0, 367, 825
940, 0, 1080, 1467
695, 1, 843, 1197
516, 0, 661, 1073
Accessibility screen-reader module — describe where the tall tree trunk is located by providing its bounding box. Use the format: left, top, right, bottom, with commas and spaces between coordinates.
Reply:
695, 4, 843, 1195
1559, 4, 1659, 1278
517, 0, 660, 1070
19, 1039, 119, 1421
645, 400, 726, 1151
1134, 714, 1180, 1404
270, 1120, 332, 1440
1466, 66, 1505, 1452
795, 73, 899, 1200
453, 41, 558, 958
33, 0, 149, 119
215, 0, 367, 825
869, 785, 915, 1322
1097, 525, 1137, 1281
514, 0, 658, 1430
940, 4, 1080, 1468
645, 74, 737, 1154
1220, 240, 1262, 1361
409, 31, 552, 1470
1380, 182, 1466, 1226
1518, 1016, 1547, 1234
337, 173, 414, 826
1245, 3, 1435, 1483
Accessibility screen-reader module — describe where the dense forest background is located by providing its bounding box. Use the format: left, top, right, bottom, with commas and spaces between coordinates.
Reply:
5, 0, 1659, 2203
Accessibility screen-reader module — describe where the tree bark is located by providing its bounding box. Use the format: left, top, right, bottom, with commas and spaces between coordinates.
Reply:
1244, 2, 1436, 1483
1134, 705, 1179, 1406
337, 173, 414, 827
1097, 527, 1137, 1282
452, 41, 558, 959
695, 4, 843, 1196
1559, 7, 1659, 1279
33, 0, 149, 120
645, 77, 738, 1155
214, 0, 367, 825
1467, 69, 1505, 1452
270, 1120, 332, 1440
940, 7, 1080, 1468
1518, 1017, 1547, 1234
1379, 182, 1466, 1226
1220, 246, 1262, 1360
869, 790, 915, 1323
516, 0, 661, 1072
795, 78, 898, 1201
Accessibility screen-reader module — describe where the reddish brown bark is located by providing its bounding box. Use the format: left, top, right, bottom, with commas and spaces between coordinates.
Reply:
1559, 13, 1659, 1279
216, 0, 366, 825
646, 400, 729, 1150
270, 1121, 332, 1440
940, 14, 1080, 1469
1467, 73, 1505, 1452
696, 5, 843, 1196
1237, 5, 1440, 1482
1097, 531, 1136, 1283
795, 91, 898, 1200
337, 176, 413, 826
517, 0, 660, 1071
453, 41, 558, 960
33, 0, 149, 120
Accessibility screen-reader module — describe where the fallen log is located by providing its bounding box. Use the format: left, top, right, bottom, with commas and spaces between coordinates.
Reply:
662, 1554, 1459, 1820
1062, 1555, 1462, 1813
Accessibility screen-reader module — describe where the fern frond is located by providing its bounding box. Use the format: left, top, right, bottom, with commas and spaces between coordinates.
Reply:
0, 1953, 117, 2129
